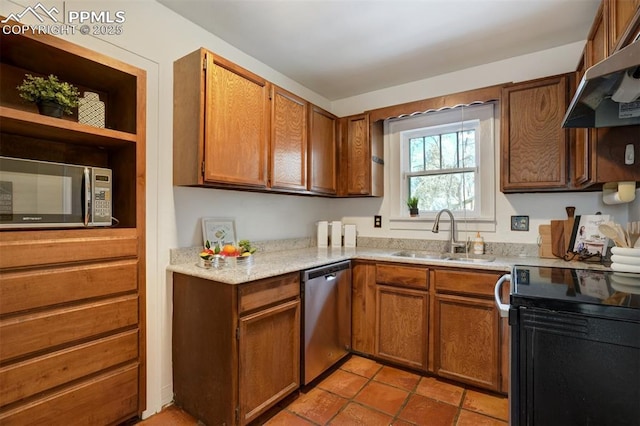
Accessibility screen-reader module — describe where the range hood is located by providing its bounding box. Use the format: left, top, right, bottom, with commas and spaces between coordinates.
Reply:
563, 40, 640, 128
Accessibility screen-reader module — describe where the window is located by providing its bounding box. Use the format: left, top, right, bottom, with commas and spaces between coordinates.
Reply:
387, 103, 495, 227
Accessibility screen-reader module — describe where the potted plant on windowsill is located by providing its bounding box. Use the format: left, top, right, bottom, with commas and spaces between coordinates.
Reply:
407, 196, 420, 217
17, 74, 80, 118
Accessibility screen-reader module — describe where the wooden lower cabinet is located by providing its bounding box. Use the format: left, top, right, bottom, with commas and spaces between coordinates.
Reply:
0, 229, 143, 425
351, 261, 508, 393
172, 272, 300, 426
433, 269, 506, 393
433, 294, 500, 390
238, 300, 300, 424
375, 285, 429, 371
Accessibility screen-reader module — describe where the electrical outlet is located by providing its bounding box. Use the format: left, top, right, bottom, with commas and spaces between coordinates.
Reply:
625, 144, 634, 165
374, 215, 382, 228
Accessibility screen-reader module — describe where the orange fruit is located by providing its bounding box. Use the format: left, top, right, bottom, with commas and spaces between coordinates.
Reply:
222, 244, 238, 256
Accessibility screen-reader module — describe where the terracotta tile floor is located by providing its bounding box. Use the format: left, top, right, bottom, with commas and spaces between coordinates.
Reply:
138, 355, 508, 426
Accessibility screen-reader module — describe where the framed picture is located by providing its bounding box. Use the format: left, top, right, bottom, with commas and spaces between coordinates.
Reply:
201, 217, 237, 247
569, 214, 610, 256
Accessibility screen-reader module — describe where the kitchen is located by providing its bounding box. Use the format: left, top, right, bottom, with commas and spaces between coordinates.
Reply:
0, 0, 639, 425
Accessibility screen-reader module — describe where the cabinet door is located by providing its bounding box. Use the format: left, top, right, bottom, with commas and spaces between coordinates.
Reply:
375, 285, 428, 371
588, 1, 608, 68
608, 0, 640, 52
344, 114, 371, 195
501, 74, 570, 192
270, 86, 308, 191
308, 105, 337, 195
204, 53, 269, 188
351, 261, 376, 355
434, 294, 500, 391
238, 299, 300, 425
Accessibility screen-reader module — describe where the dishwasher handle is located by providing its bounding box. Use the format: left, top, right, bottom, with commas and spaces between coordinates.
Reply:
494, 274, 511, 318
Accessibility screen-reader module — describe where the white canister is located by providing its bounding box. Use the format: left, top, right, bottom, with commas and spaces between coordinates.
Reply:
317, 221, 329, 247
78, 91, 105, 128
331, 221, 342, 247
344, 224, 357, 248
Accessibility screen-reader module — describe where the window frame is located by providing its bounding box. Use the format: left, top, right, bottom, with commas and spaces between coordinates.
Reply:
403, 121, 480, 217
386, 103, 496, 230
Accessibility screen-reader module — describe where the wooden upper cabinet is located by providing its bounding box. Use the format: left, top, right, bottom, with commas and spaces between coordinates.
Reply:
571, 55, 597, 188
204, 53, 269, 188
173, 49, 269, 189
308, 105, 338, 195
338, 114, 384, 197
501, 74, 570, 192
607, 0, 640, 52
270, 86, 308, 191
588, 1, 608, 68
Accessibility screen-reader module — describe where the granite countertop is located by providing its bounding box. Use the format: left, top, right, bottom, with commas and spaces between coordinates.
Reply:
167, 246, 610, 285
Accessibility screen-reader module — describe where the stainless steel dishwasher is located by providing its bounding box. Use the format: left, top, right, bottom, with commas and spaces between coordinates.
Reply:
301, 260, 352, 385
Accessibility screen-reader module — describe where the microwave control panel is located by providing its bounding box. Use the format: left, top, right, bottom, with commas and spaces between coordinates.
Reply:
92, 168, 112, 225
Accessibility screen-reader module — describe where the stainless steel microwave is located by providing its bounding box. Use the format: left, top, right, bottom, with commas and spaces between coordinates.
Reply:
0, 156, 112, 229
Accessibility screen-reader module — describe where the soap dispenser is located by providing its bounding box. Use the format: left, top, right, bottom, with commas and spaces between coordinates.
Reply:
473, 232, 484, 255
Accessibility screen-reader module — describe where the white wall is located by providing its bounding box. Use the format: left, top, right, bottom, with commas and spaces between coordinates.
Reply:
2, 0, 637, 419
1, 0, 340, 418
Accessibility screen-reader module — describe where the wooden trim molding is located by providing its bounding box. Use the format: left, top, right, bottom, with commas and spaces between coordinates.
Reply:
366, 83, 506, 123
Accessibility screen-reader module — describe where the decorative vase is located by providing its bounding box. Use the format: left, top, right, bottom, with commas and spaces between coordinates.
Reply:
78, 91, 105, 128
37, 100, 63, 118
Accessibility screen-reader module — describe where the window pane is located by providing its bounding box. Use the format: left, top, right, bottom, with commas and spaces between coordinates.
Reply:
409, 137, 424, 172
440, 133, 458, 169
409, 172, 475, 211
460, 130, 476, 167
424, 136, 440, 170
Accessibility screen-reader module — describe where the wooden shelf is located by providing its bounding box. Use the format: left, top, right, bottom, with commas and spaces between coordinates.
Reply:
0, 106, 137, 146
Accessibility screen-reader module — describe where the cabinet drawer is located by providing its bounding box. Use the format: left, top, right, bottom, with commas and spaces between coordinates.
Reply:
239, 273, 299, 314
0, 363, 138, 426
0, 295, 138, 362
0, 260, 138, 315
0, 329, 138, 407
376, 264, 428, 289
0, 229, 138, 269
434, 269, 501, 297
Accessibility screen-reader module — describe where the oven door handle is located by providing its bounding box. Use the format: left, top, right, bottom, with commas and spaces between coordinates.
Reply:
494, 274, 511, 318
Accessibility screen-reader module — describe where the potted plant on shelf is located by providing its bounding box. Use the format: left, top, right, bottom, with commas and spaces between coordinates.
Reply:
16, 74, 80, 118
407, 196, 420, 217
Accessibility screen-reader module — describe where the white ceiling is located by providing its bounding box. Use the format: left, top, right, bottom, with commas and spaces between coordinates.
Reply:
158, 0, 600, 101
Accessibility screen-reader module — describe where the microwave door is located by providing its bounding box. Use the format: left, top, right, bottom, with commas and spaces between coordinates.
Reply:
0, 158, 85, 227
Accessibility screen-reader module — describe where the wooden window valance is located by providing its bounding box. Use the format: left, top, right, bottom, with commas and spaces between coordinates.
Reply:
366, 82, 506, 123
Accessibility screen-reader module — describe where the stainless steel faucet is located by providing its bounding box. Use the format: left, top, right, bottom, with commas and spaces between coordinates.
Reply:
432, 209, 466, 254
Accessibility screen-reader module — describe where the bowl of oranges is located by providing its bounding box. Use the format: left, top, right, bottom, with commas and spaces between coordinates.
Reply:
217, 240, 257, 267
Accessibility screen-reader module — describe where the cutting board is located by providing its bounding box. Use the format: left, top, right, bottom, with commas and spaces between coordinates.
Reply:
551, 220, 565, 257
550, 217, 576, 258
539, 224, 554, 258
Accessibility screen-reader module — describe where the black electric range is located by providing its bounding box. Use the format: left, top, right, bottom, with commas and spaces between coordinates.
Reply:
501, 266, 640, 426
510, 265, 640, 321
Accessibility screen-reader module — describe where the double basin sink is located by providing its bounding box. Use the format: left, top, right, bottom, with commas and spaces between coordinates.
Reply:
392, 250, 496, 263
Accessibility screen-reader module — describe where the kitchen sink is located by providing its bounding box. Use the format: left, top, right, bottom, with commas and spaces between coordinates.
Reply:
391, 251, 449, 260
446, 254, 496, 263
391, 251, 495, 262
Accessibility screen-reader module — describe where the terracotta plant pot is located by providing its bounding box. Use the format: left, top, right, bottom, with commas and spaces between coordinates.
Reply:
37, 100, 64, 118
